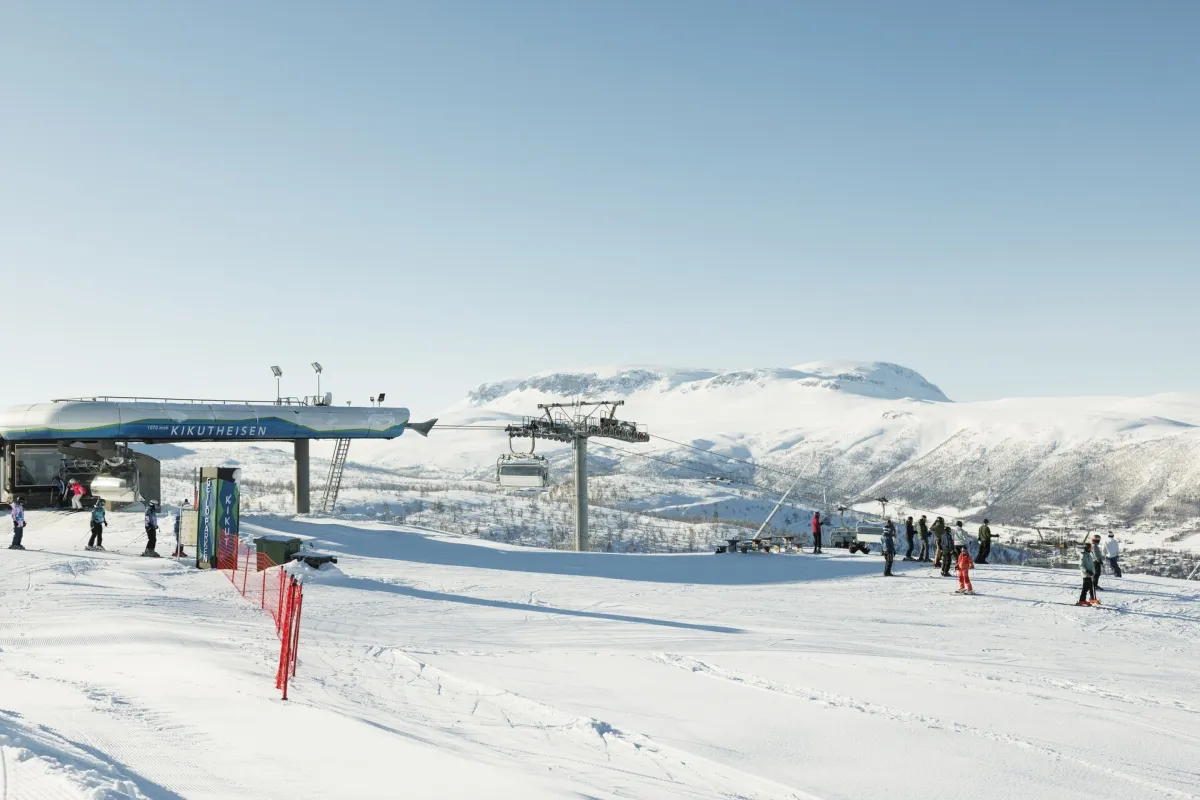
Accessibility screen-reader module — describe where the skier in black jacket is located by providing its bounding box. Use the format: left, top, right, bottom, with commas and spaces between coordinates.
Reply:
882, 519, 897, 576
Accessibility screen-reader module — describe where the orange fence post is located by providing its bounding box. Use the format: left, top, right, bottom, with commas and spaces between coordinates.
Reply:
290, 583, 303, 677
275, 577, 297, 700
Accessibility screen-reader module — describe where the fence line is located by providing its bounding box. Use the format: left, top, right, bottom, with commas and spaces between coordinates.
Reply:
217, 534, 304, 699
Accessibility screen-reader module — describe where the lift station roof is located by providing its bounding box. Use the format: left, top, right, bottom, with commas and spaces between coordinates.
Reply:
0, 400, 413, 443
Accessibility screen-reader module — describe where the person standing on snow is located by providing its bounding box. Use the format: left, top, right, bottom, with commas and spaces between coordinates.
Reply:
1089, 534, 1104, 591
882, 518, 897, 576
976, 519, 993, 564
811, 511, 823, 554
1077, 542, 1099, 606
917, 515, 931, 562
9, 497, 27, 550
931, 517, 947, 569
54, 475, 66, 509
1104, 532, 1122, 577
903, 516, 916, 561
69, 479, 85, 510
939, 524, 956, 577
87, 500, 108, 550
143, 502, 160, 557
953, 520, 970, 550
956, 545, 975, 594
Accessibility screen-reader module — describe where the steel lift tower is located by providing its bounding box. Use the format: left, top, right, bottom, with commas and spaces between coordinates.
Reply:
505, 400, 648, 552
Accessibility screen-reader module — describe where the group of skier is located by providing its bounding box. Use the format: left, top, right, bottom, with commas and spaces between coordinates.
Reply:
880, 514, 981, 593
50, 475, 89, 510
1077, 532, 1122, 606
852, 510, 1126, 606
8, 495, 179, 558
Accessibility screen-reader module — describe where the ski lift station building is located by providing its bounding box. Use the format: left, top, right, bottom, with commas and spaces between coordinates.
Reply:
0, 397, 432, 511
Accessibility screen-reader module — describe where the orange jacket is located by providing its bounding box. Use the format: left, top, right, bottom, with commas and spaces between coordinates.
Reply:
956, 550, 974, 572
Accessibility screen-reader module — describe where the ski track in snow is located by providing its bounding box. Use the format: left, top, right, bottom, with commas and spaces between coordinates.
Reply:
295, 642, 824, 800
654, 653, 1198, 800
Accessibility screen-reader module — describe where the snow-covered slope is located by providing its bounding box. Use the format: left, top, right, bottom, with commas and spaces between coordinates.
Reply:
347, 362, 1200, 528
3, 511, 1198, 799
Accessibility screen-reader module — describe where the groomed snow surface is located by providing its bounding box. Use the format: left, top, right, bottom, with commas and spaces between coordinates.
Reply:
3, 511, 1198, 799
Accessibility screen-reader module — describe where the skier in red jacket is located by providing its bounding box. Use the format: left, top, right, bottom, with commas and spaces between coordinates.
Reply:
811, 512, 823, 554
955, 546, 975, 594
70, 479, 86, 510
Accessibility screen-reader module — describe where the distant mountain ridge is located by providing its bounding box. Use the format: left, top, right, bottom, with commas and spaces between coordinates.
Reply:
354, 361, 1200, 528
467, 361, 950, 405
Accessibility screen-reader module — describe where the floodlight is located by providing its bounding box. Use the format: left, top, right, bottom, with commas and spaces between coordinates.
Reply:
271, 366, 282, 378
377, 392, 386, 404
310, 362, 323, 401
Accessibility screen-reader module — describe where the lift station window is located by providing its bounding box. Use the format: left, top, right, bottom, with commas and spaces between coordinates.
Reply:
15, 447, 63, 487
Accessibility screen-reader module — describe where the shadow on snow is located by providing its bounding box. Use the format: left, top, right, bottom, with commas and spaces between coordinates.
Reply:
245, 517, 904, 587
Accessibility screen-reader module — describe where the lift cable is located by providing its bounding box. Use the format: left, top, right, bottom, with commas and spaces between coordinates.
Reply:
587, 440, 834, 515
646, 433, 889, 513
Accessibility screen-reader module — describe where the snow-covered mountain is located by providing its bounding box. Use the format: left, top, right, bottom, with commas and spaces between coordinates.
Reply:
352, 361, 1200, 529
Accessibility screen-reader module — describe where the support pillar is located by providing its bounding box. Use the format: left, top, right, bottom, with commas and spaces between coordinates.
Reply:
294, 439, 310, 514
573, 436, 588, 552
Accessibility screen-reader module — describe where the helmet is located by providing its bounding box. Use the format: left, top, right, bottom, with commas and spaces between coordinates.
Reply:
1092, 535, 1101, 541
1107, 531, 1114, 536
14, 497, 24, 505
97, 498, 106, 505
983, 518, 989, 524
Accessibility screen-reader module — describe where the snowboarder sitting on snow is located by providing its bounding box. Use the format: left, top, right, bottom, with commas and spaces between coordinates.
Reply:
956, 545, 975, 594
882, 518, 897, 576
903, 516, 916, 561
917, 515, 931, 562
939, 523, 955, 577
976, 519, 993, 564
144, 502, 160, 557
87, 500, 108, 551
9, 497, 27, 550
1077, 542, 1099, 606
1104, 532, 1122, 577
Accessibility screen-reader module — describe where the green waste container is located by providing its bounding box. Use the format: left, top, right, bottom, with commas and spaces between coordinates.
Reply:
254, 536, 302, 570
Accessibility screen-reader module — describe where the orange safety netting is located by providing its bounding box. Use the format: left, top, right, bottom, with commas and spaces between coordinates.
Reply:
217, 534, 304, 699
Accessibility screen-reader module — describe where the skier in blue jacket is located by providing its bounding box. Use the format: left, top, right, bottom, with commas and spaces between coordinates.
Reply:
87, 500, 108, 551
9, 498, 27, 549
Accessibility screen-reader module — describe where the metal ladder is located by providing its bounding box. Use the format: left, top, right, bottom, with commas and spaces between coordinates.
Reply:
319, 439, 351, 513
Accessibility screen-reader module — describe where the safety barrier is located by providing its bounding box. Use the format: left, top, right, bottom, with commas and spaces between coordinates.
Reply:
217, 534, 304, 699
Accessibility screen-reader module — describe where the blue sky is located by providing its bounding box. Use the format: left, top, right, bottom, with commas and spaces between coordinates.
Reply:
2, 1, 1197, 414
